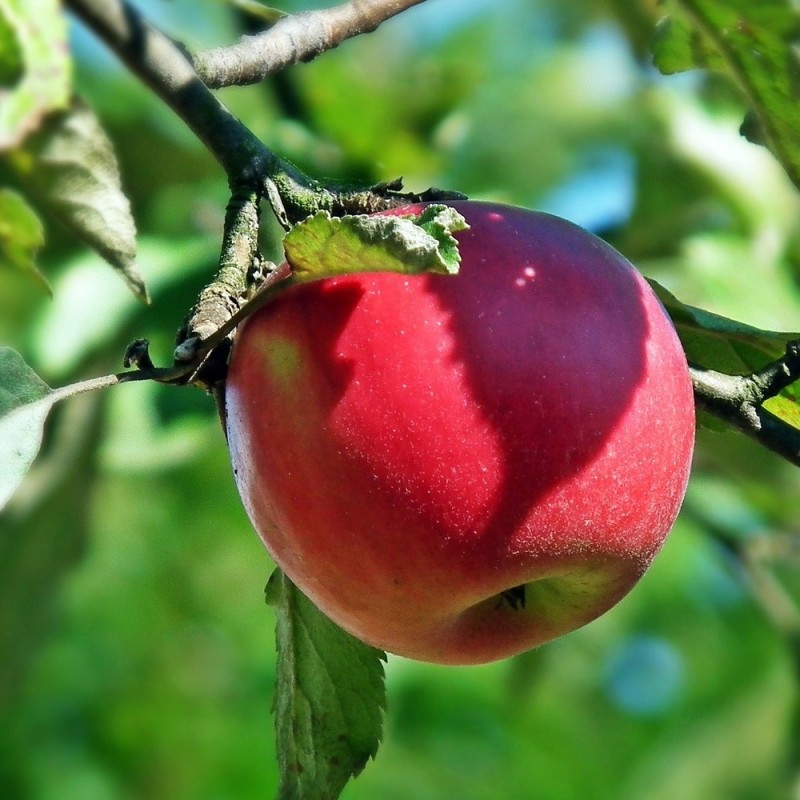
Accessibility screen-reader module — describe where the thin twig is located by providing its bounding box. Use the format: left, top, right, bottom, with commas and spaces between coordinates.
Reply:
195, 0, 429, 88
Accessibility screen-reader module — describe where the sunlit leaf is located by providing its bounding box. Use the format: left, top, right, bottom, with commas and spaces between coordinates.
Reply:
652, 280, 798, 373
652, 0, 800, 188
0, 0, 70, 149
267, 569, 386, 800
764, 395, 800, 431
283, 204, 468, 283
4, 98, 147, 301
0, 187, 48, 292
0, 347, 54, 509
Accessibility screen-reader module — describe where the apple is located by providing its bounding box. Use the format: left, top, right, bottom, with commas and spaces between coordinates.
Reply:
224, 201, 695, 665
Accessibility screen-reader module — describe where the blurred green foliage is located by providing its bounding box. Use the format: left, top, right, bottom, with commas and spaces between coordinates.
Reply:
2, 0, 800, 798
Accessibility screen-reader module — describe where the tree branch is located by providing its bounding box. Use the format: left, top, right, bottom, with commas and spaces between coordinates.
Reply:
180, 190, 262, 348
691, 341, 800, 467
64, 0, 448, 216
65, 0, 462, 361
194, 0, 428, 89
63, 0, 270, 179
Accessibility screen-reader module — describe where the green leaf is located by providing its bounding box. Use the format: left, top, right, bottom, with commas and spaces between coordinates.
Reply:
0, 0, 70, 149
5, 98, 147, 301
0, 388, 105, 716
0, 187, 48, 292
651, 280, 798, 373
0, 347, 55, 509
222, 0, 287, 25
283, 204, 469, 284
652, 0, 800, 189
267, 569, 386, 800
651, 280, 800, 429
651, 14, 725, 74
0, 4, 23, 87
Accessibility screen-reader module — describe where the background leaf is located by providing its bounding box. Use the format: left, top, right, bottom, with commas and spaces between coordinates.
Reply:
0, 388, 105, 718
31, 235, 216, 380
0, 187, 47, 291
4, 98, 147, 301
0, 4, 23, 87
651, 14, 725, 74
222, 0, 287, 26
0, 347, 54, 509
652, 0, 800, 189
283, 205, 468, 282
267, 569, 386, 800
0, 0, 70, 149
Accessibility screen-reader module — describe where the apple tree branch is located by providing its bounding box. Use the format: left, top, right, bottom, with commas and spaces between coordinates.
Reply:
63, 0, 457, 366
194, 0, 428, 89
61, 1, 800, 475
690, 340, 800, 468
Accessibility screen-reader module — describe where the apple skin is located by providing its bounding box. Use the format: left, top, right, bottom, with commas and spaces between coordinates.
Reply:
224, 201, 695, 665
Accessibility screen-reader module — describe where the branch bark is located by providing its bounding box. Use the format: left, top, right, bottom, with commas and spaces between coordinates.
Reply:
64, 0, 457, 360
194, 0, 428, 88
691, 341, 800, 467
42, 0, 800, 471
64, 0, 445, 216
63, 0, 271, 179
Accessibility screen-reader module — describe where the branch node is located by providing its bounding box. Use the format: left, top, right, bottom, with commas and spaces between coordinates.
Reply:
123, 338, 155, 370
691, 339, 800, 468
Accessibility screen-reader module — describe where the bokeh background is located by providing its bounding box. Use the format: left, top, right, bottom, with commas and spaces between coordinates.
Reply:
2, 0, 800, 797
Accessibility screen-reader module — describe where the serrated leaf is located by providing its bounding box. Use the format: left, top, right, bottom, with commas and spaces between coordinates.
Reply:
5, 98, 147, 301
652, 0, 800, 188
0, 347, 55, 509
268, 569, 386, 800
0, 0, 70, 149
283, 204, 469, 284
651, 280, 800, 429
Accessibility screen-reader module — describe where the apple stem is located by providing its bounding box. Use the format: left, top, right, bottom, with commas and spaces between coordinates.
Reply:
690, 340, 800, 467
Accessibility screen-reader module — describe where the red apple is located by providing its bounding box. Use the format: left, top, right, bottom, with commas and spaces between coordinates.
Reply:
224, 201, 695, 665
